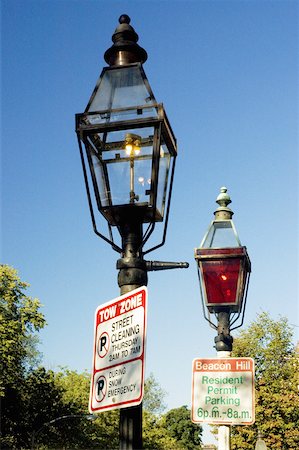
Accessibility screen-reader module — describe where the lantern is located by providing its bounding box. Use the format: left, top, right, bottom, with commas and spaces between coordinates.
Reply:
195, 187, 251, 329
76, 15, 176, 253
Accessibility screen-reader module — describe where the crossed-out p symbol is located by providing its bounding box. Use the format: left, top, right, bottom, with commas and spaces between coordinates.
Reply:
97, 332, 109, 358
95, 375, 107, 402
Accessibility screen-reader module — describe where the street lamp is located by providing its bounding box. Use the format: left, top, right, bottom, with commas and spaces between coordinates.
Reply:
194, 187, 251, 450
194, 187, 251, 352
76, 14, 177, 256
76, 15, 188, 450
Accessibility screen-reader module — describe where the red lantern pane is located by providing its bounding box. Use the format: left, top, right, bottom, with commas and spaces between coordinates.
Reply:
202, 259, 241, 305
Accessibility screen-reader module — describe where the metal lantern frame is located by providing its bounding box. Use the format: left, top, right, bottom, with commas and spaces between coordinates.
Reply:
76, 63, 177, 255
195, 245, 251, 331
194, 190, 251, 332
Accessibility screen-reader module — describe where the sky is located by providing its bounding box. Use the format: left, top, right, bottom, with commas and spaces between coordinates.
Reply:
1, 0, 298, 444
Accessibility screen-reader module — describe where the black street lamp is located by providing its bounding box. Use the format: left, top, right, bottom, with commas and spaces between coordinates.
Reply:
76, 15, 188, 450
76, 14, 177, 257
194, 187, 251, 352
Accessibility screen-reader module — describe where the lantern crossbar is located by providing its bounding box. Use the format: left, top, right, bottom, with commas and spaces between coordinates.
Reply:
77, 103, 165, 127
82, 103, 160, 118
195, 253, 249, 261
102, 154, 153, 165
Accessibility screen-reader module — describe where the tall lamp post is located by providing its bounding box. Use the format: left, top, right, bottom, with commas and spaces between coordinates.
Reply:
76, 15, 188, 450
194, 187, 251, 450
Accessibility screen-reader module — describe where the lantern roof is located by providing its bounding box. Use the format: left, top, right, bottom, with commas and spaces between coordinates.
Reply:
200, 187, 242, 248
85, 64, 156, 114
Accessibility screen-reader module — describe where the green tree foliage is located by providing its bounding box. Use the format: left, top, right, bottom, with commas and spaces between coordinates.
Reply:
53, 368, 119, 449
143, 410, 180, 450
161, 405, 202, 450
0, 265, 47, 448
0, 265, 46, 395
0, 266, 202, 449
143, 377, 202, 450
231, 312, 299, 450
143, 372, 167, 415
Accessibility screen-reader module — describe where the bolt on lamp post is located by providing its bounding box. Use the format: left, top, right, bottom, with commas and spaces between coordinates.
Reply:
76, 15, 188, 450
194, 187, 251, 450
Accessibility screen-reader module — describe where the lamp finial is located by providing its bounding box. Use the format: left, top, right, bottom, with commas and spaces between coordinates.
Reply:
214, 187, 234, 220
104, 14, 148, 66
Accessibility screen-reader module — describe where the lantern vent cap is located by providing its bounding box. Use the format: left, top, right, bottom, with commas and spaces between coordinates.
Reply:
104, 15, 148, 66
214, 187, 234, 220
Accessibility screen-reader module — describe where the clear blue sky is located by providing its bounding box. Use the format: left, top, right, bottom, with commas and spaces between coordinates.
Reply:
1, 0, 298, 443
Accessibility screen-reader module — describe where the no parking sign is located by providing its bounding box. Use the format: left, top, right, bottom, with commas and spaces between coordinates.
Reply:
89, 286, 147, 413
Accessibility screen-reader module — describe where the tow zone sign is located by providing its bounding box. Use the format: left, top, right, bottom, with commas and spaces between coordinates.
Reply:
192, 358, 255, 425
89, 286, 147, 413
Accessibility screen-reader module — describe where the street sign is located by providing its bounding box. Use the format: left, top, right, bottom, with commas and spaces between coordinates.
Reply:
89, 286, 147, 413
191, 357, 255, 425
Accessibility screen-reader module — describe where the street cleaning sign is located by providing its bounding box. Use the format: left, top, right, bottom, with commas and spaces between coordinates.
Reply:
89, 286, 147, 413
191, 357, 255, 425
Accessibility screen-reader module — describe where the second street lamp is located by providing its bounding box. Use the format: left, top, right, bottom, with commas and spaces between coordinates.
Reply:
195, 187, 251, 352
76, 15, 188, 450
194, 187, 251, 450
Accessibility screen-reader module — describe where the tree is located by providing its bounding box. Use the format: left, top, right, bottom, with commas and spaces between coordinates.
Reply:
143, 410, 180, 450
143, 372, 167, 415
231, 312, 299, 449
0, 265, 46, 448
0, 265, 46, 394
161, 406, 202, 450
142, 376, 202, 450
53, 368, 119, 449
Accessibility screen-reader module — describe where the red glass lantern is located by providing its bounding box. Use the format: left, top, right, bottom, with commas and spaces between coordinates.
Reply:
195, 188, 251, 326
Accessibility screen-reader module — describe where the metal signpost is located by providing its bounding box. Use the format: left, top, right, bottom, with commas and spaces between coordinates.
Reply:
89, 286, 147, 413
191, 357, 255, 426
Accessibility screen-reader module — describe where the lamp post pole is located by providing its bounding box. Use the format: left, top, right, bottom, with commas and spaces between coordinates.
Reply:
118, 222, 146, 449
213, 196, 233, 450
195, 187, 251, 450
76, 15, 189, 450
216, 312, 233, 450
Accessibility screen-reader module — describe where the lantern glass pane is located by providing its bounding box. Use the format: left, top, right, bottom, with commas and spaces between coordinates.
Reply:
88, 126, 155, 207
201, 221, 241, 248
156, 143, 171, 218
202, 258, 241, 305
86, 66, 157, 119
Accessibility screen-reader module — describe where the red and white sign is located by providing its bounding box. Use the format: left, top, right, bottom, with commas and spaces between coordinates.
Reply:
89, 286, 147, 413
191, 357, 255, 425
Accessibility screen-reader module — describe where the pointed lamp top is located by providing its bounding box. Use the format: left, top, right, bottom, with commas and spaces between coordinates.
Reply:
214, 187, 234, 220
104, 15, 148, 66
